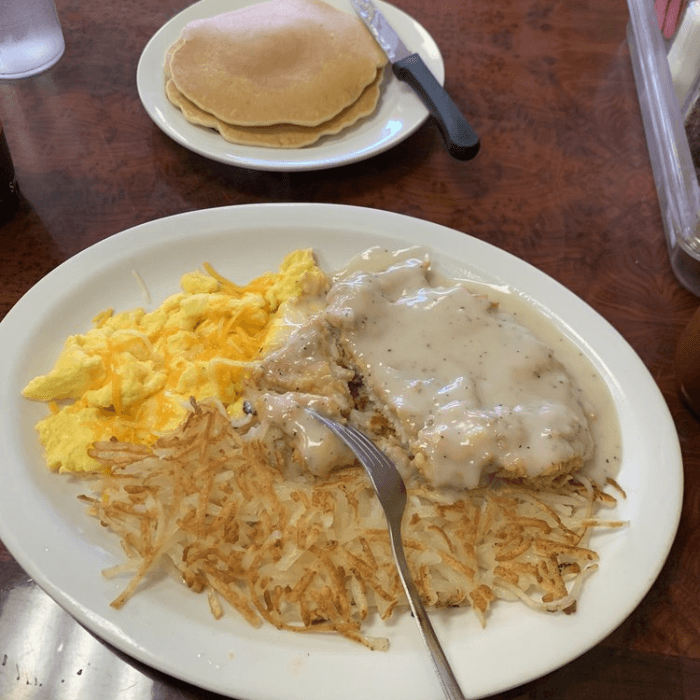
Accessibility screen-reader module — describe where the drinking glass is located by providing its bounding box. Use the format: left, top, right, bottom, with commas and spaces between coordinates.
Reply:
0, 0, 65, 80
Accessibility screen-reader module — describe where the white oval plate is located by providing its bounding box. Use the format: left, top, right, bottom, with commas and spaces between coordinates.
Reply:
136, 0, 445, 171
0, 204, 683, 700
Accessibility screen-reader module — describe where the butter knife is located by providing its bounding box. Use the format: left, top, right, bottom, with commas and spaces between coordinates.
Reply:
351, 0, 480, 161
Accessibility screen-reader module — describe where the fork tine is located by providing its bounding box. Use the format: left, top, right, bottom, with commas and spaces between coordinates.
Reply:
307, 410, 408, 526
308, 411, 390, 469
308, 410, 378, 470
342, 423, 396, 472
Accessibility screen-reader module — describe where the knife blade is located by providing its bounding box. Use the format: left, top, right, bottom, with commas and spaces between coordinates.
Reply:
351, 0, 480, 161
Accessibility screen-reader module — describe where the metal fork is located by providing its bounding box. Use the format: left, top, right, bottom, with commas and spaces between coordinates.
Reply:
307, 410, 467, 700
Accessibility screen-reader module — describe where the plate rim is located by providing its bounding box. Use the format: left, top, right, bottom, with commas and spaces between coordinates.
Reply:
0, 202, 684, 699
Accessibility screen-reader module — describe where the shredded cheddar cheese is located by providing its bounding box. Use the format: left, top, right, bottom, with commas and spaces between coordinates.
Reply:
22, 249, 329, 472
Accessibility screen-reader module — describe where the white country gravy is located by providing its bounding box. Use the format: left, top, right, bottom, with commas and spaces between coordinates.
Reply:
252, 247, 621, 490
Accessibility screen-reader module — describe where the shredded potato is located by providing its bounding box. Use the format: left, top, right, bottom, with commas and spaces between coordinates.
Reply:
83, 400, 624, 649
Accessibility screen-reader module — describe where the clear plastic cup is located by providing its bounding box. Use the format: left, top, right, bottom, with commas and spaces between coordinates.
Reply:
0, 0, 65, 80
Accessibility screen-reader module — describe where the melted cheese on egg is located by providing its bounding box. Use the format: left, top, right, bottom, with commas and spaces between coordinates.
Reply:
23, 249, 328, 472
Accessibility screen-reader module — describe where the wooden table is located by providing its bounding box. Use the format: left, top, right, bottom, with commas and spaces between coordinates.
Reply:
1, 0, 699, 698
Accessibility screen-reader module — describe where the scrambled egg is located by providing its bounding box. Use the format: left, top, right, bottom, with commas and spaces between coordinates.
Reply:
23, 249, 328, 473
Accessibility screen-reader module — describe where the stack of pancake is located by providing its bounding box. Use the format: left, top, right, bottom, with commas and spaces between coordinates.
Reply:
164, 0, 388, 148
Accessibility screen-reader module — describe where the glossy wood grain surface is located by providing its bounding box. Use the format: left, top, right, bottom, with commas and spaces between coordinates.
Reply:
1, 0, 699, 698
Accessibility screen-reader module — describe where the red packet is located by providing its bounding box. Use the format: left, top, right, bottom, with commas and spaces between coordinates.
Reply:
657, 0, 686, 37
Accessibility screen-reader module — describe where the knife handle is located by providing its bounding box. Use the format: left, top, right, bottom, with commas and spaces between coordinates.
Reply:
392, 54, 480, 161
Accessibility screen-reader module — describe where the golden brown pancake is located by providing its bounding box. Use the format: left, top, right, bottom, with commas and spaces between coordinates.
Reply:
167, 0, 387, 127
164, 38, 182, 80
165, 70, 383, 148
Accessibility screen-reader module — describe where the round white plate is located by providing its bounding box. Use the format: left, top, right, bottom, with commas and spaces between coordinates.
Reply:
136, 0, 445, 171
0, 204, 683, 700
